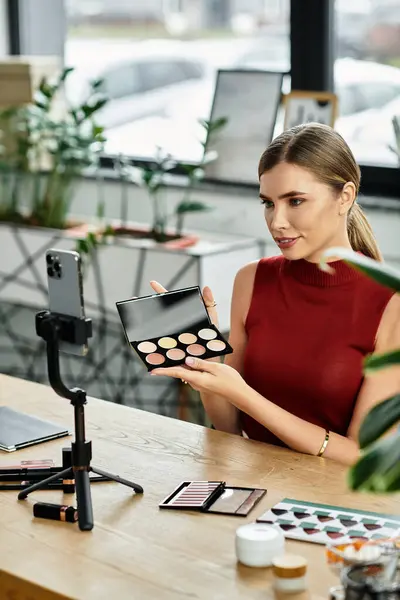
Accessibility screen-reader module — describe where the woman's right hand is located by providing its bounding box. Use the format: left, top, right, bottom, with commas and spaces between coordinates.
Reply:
149, 280, 219, 329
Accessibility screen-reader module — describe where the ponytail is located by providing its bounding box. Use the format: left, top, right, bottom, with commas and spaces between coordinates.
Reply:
347, 203, 383, 262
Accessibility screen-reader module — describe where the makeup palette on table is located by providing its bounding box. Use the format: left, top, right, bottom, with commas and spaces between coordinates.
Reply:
116, 286, 233, 371
159, 481, 267, 517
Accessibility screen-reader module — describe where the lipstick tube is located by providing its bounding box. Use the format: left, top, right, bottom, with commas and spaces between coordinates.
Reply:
33, 502, 78, 523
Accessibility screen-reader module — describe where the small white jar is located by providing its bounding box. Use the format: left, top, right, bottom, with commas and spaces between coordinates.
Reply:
272, 554, 308, 594
235, 523, 285, 568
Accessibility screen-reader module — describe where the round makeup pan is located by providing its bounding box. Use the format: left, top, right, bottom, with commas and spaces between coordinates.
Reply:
146, 353, 165, 366
198, 328, 217, 341
207, 340, 226, 352
158, 337, 177, 349
187, 344, 206, 356
167, 348, 186, 361
137, 341, 157, 354
178, 333, 197, 345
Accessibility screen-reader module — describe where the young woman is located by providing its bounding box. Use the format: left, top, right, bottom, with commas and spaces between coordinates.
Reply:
150, 123, 400, 465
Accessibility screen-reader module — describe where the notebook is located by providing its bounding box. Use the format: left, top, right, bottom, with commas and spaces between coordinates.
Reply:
0, 406, 70, 452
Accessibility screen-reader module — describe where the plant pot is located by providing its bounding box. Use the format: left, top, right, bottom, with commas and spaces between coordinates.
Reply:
103, 220, 200, 248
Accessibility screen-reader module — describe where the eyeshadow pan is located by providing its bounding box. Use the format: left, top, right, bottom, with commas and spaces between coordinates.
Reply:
198, 328, 217, 341
207, 340, 226, 352
178, 333, 197, 345
207, 488, 249, 513
158, 337, 177, 349
146, 353, 165, 365
117, 287, 234, 373
137, 341, 157, 354
167, 348, 186, 361
187, 344, 206, 356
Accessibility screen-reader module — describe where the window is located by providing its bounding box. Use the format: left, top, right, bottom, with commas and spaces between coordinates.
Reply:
99, 63, 142, 100
356, 82, 400, 112
336, 85, 364, 117
64, 0, 290, 163
334, 1, 400, 168
138, 60, 200, 91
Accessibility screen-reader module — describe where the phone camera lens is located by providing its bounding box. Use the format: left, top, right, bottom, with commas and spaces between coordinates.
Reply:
47, 267, 54, 277
46, 254, 53, 264
54, 261, 61, 272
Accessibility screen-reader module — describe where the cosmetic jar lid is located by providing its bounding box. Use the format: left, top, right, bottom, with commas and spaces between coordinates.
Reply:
272, 554, 308, 578
235, 523, 285, 567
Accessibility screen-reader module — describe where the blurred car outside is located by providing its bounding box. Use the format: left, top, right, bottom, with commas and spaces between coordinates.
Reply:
64, 38, 214, 130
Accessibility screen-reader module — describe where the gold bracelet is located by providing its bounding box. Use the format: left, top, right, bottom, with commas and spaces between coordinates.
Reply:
317, 429, 330, 457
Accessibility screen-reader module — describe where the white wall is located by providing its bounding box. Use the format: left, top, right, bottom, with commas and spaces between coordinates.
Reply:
69, 175, 400, 269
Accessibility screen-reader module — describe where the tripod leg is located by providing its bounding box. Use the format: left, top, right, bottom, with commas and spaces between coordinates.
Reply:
18, 467, 72, 500
90, 467, 143, 494
75, 469, 93, 531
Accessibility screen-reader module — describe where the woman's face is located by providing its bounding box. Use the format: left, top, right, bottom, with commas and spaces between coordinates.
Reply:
259, 162, 352, 263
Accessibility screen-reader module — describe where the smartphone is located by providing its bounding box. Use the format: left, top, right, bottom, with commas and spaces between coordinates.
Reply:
45, 248, 88, 356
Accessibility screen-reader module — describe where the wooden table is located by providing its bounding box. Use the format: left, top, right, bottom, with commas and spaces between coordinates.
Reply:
0, 374, 398, 600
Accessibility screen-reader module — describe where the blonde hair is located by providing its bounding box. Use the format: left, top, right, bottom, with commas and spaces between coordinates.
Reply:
258, 123, 382, 261
347, 202, 382, 261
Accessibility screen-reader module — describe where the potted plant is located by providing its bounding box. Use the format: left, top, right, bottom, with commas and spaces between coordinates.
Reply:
321, 248, 400, 492
0, 66, 107, 230
101, 117, 228, 246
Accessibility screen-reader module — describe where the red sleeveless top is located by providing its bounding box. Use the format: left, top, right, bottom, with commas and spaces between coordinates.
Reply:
241, 256, 394, 447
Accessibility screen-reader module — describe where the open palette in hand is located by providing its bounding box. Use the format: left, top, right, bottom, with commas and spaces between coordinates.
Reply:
257, 499, 400, 546
159, 481, 266, 517
116, 286, 232, 371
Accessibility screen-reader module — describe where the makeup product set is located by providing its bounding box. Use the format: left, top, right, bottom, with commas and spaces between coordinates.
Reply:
159, 481, 266, 517
116, 286, 233, 371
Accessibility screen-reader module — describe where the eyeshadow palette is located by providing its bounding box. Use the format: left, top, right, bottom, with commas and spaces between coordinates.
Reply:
159, 481, 267, 517
257, 498, 400, 546
116, 286, 233, 371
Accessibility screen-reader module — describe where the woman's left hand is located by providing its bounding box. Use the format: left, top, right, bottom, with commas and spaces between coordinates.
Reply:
151, 356, 248, 403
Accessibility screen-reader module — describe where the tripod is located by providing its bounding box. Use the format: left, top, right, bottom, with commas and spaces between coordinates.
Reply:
18, 310, 143, 531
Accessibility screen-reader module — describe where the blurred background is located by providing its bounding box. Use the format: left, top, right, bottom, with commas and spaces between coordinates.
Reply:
0, 0, 399, 419
62, 0, 400, 166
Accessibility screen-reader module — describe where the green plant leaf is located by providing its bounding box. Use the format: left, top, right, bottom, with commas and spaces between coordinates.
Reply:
142, 169, 153, 186
0, 106, 19, 119
59, 67, 74, 82
90, 78, 104, 89
210, 116, 228, 131
320, 247, 400, 292
81, 99, 107, 119
92, 124, 104, 138
179, 163, 200, 176
76, 238, 89, 255
38, 78, 54, 99
103, 224, 114, 237
34, 99, 48, 110
70, 109, 79, 125
358, 395, 400, 449
199, 116, 228, 133
87, 231, 97, 245
364, 349, 400, 373
348, 430, 400, 492
175, 201, 213, 214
